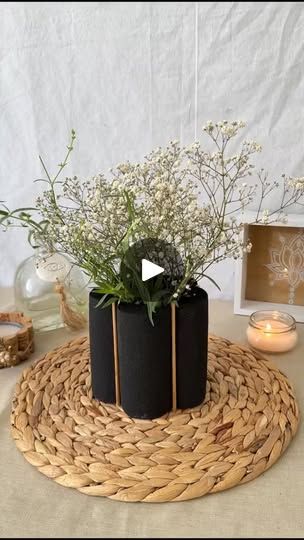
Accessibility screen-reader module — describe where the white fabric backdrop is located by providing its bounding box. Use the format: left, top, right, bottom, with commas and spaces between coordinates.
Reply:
1, 1, 304, 296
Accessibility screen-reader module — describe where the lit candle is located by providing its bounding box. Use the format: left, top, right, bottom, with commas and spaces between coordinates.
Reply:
246, 310, 298, 353
0, 322, 22, 338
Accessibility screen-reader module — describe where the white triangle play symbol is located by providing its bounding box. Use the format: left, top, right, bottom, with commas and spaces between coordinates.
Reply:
141, 259, 164, 282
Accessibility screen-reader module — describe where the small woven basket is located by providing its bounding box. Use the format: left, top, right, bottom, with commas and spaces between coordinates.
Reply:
0, 312, 34, 368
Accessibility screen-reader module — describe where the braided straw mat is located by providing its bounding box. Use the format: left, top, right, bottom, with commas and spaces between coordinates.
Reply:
11, 335, 299, 502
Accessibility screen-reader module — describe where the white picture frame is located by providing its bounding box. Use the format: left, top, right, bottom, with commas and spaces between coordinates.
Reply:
234, 211, 304, 323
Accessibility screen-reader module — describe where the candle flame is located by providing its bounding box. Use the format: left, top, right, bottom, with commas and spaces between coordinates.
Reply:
265, 323, 272, 332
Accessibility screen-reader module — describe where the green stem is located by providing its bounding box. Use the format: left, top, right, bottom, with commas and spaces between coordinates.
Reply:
38, 130, 76, 225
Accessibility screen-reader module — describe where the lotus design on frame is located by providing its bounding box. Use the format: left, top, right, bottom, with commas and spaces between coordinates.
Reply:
265, 233, 304, 304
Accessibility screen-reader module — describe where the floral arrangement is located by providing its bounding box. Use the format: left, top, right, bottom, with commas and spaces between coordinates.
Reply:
1, 121, 304, 320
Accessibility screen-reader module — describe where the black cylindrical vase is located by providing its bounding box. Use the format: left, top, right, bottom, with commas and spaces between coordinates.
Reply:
89, 287, 208, 419
117, 303, 172, 419
89, 291, 116, 403
176, 288, 208, 409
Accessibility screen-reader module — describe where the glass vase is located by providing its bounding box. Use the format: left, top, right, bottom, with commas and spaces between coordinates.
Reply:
14, 249, 88, 333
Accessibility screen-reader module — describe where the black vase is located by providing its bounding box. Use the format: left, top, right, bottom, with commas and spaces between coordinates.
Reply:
89, 291, 116, 403
176, 288, 208, 409
89, 287, 208, 419
117, 303, 172, 419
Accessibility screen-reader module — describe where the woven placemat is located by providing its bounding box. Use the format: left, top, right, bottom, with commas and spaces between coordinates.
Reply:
11, 335, 299, 502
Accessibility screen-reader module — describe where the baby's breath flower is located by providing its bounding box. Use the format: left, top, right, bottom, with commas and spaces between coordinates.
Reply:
261, 209, 270, 223
2, 121, 303, 310
288, 176, 304, 190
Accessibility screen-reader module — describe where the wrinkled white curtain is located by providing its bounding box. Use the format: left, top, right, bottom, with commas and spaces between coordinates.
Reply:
1, 2, 304, 296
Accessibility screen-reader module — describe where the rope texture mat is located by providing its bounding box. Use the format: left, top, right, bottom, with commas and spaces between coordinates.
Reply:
11, 335, 299, 502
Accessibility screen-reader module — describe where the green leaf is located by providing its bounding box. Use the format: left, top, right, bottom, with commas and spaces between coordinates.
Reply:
95, 284, 117, 296
95, 293, 109, 308
101, 297, 117, 309
124, 190, 136, 222
202, 273, 221, 291
146, 301, 157, 326
150, 288, 170, 301
10, 207, 37, 213
153, 274, 165, 292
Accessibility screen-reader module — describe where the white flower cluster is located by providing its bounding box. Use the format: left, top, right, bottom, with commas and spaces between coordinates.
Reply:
27, 121, 304, 303
288, 177, 304, 190
203, 120, 246, 137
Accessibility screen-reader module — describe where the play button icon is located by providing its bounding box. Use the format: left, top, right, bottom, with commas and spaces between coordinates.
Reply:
142, 259, 164, 282
120, 237, 184, 302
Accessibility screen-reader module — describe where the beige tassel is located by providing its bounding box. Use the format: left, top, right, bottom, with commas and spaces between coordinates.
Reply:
55, 282, 87, 331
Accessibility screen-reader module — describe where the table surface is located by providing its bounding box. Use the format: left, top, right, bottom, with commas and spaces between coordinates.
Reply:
0, 288, 303, 539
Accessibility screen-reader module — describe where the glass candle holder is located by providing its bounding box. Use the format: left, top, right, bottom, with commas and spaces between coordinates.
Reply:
246, 310, 298, 353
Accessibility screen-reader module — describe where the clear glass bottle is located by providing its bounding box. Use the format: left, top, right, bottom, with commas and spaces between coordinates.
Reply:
14, 249, 88, 332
